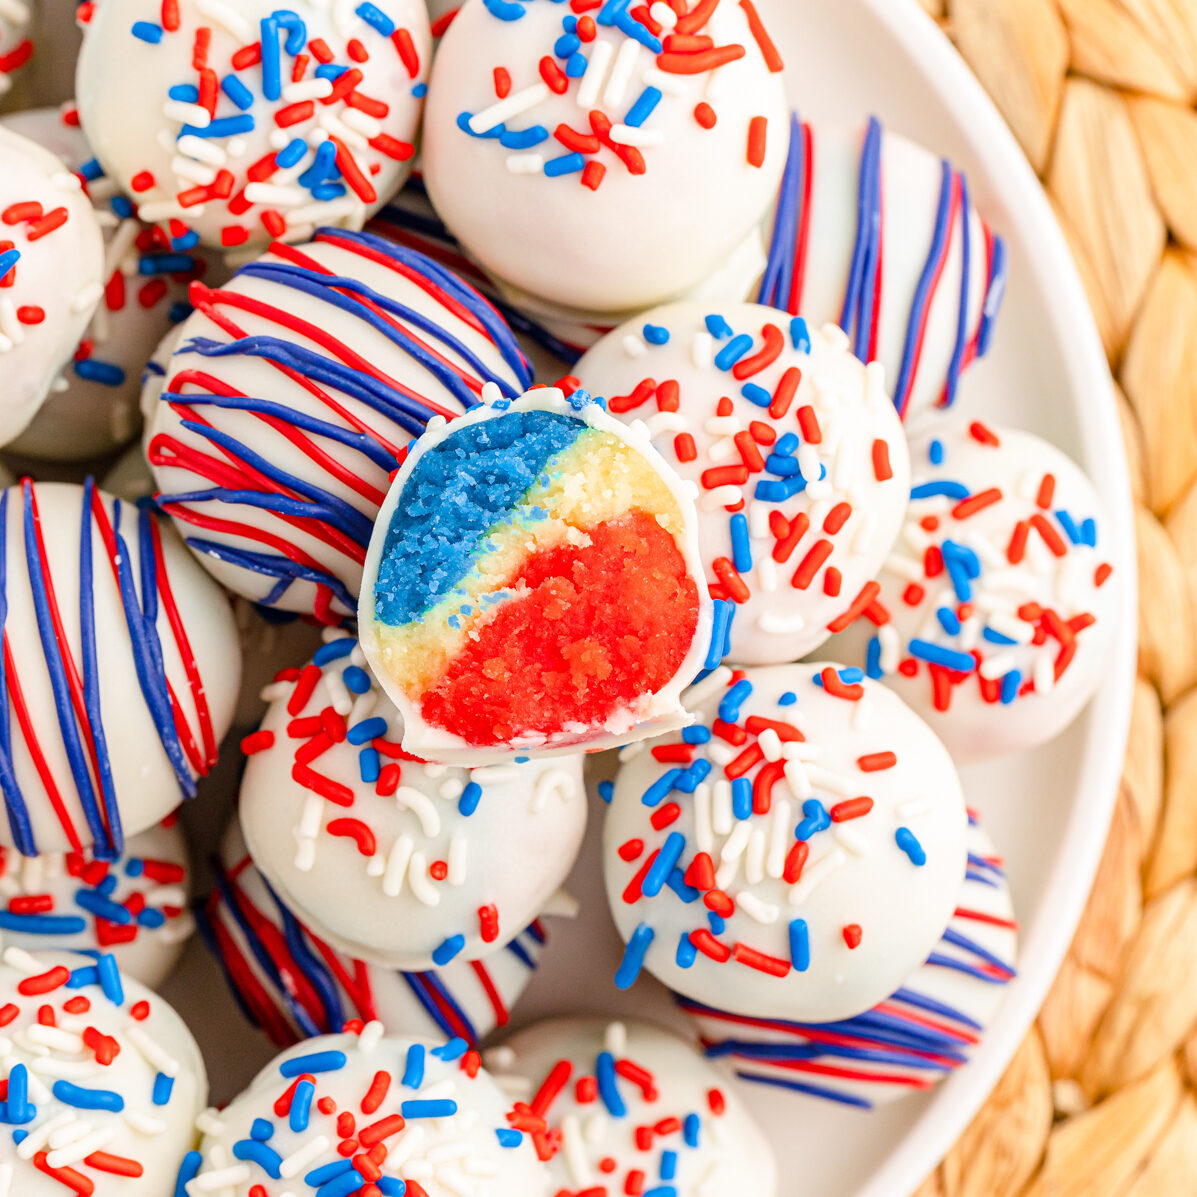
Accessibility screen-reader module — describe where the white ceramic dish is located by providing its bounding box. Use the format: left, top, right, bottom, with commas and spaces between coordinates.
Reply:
153, 1, 1135, 1194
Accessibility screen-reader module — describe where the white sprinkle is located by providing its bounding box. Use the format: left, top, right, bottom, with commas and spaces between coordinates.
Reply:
408, 852, 441, 906
447, 836, 467, 886
745, 827, 767, 885
395, 786, 441, 837
1034, 653, 1056, 694
472, 765, 520, 785
194, 1109, 226, 1137
17, 1112, 75, 1159
126, 1026, 179, 1077
719, 819, 752, 864
283, 78, 334, 103
71, 281, 104, 314
576, 38, 614, 108
694, 783, 714, 856
196, 0, 254, 41
358, 1020, 385, 1054
470, 83, 551, 134
382, 835, 413, 897
622, 333, 647, 357
532, 768, 577, 811
176, 135, 228, 166
604, 1020, 627, 1055
163, 101, 211, 128
757, 728, 783, 762
767, 799, 792, 879
835, 825, 869, 856
125, 1111, 168, 1136
649, 1, 678, 29
609, 124, 664, 148
2, 947, 42, 974
691, 331, 715, 369
279, 1134, 330, 1178
757, 610, 807, 635
788, 847, 846, 905
604, 38, 640, 107
640, 66, 688, 97
47, 1125, 115, 1169
189, 1164, 254, 1192
736, 891, 779, 924
711, 779, 733, 837
244, 182, 307, 206
562, 1114, 592, 1186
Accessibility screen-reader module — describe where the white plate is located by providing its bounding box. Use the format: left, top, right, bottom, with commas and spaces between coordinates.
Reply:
158, 2, 1136, 1194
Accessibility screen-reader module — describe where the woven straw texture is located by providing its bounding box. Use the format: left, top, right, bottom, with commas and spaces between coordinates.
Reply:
910, 1, 1197, 1193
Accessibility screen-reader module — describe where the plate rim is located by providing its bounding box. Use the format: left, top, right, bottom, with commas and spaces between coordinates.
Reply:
836, 2, 1138, 1194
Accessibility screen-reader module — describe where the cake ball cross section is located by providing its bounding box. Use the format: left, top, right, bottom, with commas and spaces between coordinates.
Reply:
359, 386, 713, 764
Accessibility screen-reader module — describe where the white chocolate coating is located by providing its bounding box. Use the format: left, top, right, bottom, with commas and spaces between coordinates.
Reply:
203, 820, 548, 1047
239, 628, 588, 969
486, 1017, 777, 1197
0, 819, 193, 990
0, 125, 104, 446
0, 107, 204, 461
0, 947, 207, 1197
829, 422, 1119, 761
358, 387, 714, 765
189, 1028, 549, 1197
681, 815, 1018, 1109
76, 0, 430, 252
144, 231, 534, 619
758, 116, 1007, 424
422, 0, 788, 313
604, 663, 967, 1023
0, 480, 241, 856
0, 0, 32, 98
575, 304, 911, 664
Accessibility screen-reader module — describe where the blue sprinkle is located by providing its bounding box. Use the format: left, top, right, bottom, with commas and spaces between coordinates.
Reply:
729, 512, 752, 572
866, 636, 883, 679
402, 1044, 425, 1089
707, 912, 726, 935
180, 114, 255, 139
432, 1037, 468, 1062
683, 1113, 700, 1148
279, 1050, 347, 1078
681, 725, 711, 744
936, 606, 962, 635
643, 832, 686, 898
53, 1081, 124, 1112
496, 1128, 523, 1147
812, 666, 864, 689
705, 314, 733, 339
795, 799, 830, 841
276, 138, 309, 169
908, 639, 976, 673
377, 1181, 407, 1197
153, 1073, 175, 1106
672, 757, 710, 794
895, 827, 926, 866
928, 438, 944, 465
412, 81, 428, 97
625, 86, 663, 127
1080, 517, 1097, 547
790, 316, 811, 352
665, 867, 699, 905
755, 476, 807, 502
346, 715, 387, 745
137, 908, 167, 930
233, 1138, 283, 1178
138, 253, 196, 276
545, 152, 586, 176
306, 1160, 353, 1187
167, 85, 199, 102
641, 769, 681, 808
642, 323, 670, 345
676, 931, 697, 968
290, 1077, 314, 1132
741, 382, 772, 408
565, 51, 588, 77
0, 249, 19, 282
251, 1118, 273, 1141
66, 965, 99, 989
596, 1050, 625, 1116
500, 125, 549, 149
221, 74, 255, 111
554, 33, 581, 56
483, 0, 528, 18
260, 16, 282, 100
614, 923, 654, 989
912, 480, 970, 500
359, 746, 381, 784
660, 1150, 678, 1180
313, 638, 355, 666
402, 1100, 458, 1118
778, 691, 798, 705
97, 953, 124, 1006
315, 62, 349, 81
714, 333, 754, 371
775, 432, 800, 456
170, 230, 200, 251
74, 360, 126, 387
1055, 509, 1083, 545
718, 678, 753, 724
460, 780, 484, 815
432, 934, 466, 965
982, 627, 1017, 646
342, 665, 371, 694
356, 2, 396, 35
704, 599, 733, 669
1000, 669, 1022, 704
731, 777, 752, 821
789, 919, 810, 970
131, 21, 163, 43
173, 1152, 202, 1197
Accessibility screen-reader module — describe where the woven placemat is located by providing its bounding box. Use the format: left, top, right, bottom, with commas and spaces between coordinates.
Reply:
911, 1, 1197, 1194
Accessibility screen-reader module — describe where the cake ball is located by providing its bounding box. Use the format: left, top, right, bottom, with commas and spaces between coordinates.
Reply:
202, 821, 549, 1048
0, 478, 241, 858
1, 105, 204, 461
681, 811, 1018, 1109
832, 422, 1119, 761
487, 1017, 777, 1196
182, 1027, 548, 1197
359, 386, 712, 764
574, 304, 911, 665
0, 125, 105, 446
0, 818, 192, 989
422, 0, 788, 314
0, 946, 207, 1196
0, 0, 32, 99
145, 231, 533, 620
239, 627, 587, 968
603, 663, 968, 1023
75, 0, 430, 253
759, 115, 1008, 423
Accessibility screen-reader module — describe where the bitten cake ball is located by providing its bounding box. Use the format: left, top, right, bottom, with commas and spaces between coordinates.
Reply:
239, 628, 587, 968
680, 811, 1018, 1109
0, 479, 241, 859
359, 387, 712, 764
183, 1027, 549, 1197
201, 821, 549, 1048
0, 818, 193, 990
759, 115, 1008, 423
0, 126, 105, 446
75, 0, 430, 252
0, 947, 207, 1196
603, 663, 967, 1023
574, 304, 911, 665
0, 0, 32, 98
422, 0, 788, 314
0, 105, 205, 461
831, 422, 1119, 761
144, 231, 533, 620
487, 1017, 777, 1197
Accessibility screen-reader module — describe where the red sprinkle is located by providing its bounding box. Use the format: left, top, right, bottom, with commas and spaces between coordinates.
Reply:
746, 115, 768, 167
843, 924, 863, 949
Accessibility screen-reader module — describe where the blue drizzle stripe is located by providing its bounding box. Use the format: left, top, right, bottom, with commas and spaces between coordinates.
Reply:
0, 490, 36, 854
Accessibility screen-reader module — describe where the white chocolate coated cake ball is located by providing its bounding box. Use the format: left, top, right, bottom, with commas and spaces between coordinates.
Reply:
76, 0, 430, 252
575, 304, 911, 665
829, 421, 1120, 761
239, 628, 587, 969
0, 125, 104, 446
423, 0, 788, 313
487, 1016, 777, 1197
604, 663, 967, 1023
